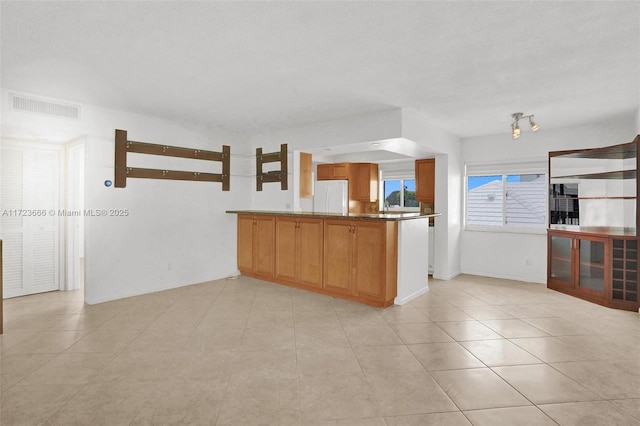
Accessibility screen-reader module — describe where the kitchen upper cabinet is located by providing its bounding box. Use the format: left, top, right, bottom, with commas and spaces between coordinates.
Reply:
351, 163, 379, 203
299, 152, 313, 198
318, 162, 379, 203
415, 158, 435, 202
323, 219, 395, 305
237, 214, 275, 279
275, 217, 323, 288
317, 162, 350, 180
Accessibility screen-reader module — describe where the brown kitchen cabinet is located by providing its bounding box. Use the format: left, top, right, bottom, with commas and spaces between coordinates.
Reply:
275, 216, 323, 288
229, 211, 418, 308
415, 158, 435, 202
237, 214, 275, 279
317, 162, 350, 180
323, 219, 396, 306
351, 163, 379, 202
299, 152, 313, 198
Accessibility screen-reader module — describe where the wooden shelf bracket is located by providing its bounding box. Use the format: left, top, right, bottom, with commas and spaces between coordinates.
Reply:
256, 143, 288, 191
114, 129, 230, 190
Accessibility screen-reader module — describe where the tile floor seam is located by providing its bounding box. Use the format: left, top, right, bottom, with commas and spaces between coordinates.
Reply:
542, 361, 617, 401
211, 366, 234, 425
39, 381, 93, 426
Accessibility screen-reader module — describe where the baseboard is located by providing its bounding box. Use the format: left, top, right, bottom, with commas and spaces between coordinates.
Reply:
432, 270, 462, 281
395, 286, 430, 305
459, 269, 546, 284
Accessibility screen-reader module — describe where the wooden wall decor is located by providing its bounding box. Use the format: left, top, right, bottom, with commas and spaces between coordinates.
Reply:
256, 143, 288, 191
114, 129, 230, 190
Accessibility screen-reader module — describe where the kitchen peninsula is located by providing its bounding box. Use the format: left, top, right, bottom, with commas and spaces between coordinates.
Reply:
227, 210, 439, 307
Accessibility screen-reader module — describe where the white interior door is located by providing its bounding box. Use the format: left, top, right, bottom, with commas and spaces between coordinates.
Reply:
1, 142, 62, 298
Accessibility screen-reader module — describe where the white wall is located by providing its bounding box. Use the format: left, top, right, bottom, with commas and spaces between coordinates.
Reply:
248, 109, 403, 210
1, 89, 248, 304
247, 108, 464, 281
6, 88, 633, 303
460, 113, 638, 284
401, 109, 463, 281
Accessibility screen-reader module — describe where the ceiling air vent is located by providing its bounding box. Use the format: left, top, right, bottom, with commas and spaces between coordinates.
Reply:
10, 93, 81, 120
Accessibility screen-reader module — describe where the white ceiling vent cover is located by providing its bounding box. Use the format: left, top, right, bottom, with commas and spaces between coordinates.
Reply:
10, 93, 81, 120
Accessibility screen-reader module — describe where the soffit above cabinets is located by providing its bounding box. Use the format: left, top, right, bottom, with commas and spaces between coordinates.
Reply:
309, 138, 437, 164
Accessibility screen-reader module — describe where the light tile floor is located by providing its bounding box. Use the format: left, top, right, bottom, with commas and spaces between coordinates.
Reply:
1, 274, 640, 425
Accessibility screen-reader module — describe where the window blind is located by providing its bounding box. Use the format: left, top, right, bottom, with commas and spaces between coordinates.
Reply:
465, 158, 547, 176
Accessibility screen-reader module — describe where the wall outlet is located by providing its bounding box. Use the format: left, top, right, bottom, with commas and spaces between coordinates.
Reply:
167, 263, 172, 271
525, 259, 531, 266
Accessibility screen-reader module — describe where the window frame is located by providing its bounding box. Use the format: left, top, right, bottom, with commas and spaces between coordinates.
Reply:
381, 178, 420, 212
464, 160, 548, 235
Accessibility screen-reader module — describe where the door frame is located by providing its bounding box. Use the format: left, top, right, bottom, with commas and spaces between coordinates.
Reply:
64, 138, 85, 291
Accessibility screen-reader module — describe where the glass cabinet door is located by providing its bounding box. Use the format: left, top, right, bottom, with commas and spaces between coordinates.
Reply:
549, 235, 573, 287
577, 238, 606, 293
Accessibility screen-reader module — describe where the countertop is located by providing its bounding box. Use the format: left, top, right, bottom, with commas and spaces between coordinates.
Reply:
226, 210, 440, 222
549, 225, 637, 237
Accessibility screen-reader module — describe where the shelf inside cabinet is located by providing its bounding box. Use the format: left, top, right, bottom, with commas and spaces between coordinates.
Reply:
549, 142, 637, 160
579, 262, 604, 269
550, 169, 636, 180
550, 196, 636, 200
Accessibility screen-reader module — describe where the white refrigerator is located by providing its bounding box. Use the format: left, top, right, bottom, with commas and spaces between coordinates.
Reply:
313, 180, 348, 215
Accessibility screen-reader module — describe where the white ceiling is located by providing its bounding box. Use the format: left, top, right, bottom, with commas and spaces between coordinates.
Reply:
2, 1, 639, 140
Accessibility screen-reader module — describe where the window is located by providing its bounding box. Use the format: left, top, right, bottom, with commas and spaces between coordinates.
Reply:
383, 179, 419, 211
465, 160, 547, 230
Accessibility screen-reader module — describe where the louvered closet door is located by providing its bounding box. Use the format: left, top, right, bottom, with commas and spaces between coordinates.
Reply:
1, 148, 25, 297
1, 144, 61, 298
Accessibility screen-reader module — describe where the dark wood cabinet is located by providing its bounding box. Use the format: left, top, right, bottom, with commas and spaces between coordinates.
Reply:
611, 238, 638, 305
547, 135, 639, 311
548, 230, 609, 303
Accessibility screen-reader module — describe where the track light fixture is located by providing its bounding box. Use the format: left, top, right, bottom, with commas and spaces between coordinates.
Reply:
511, 112, 539, 139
